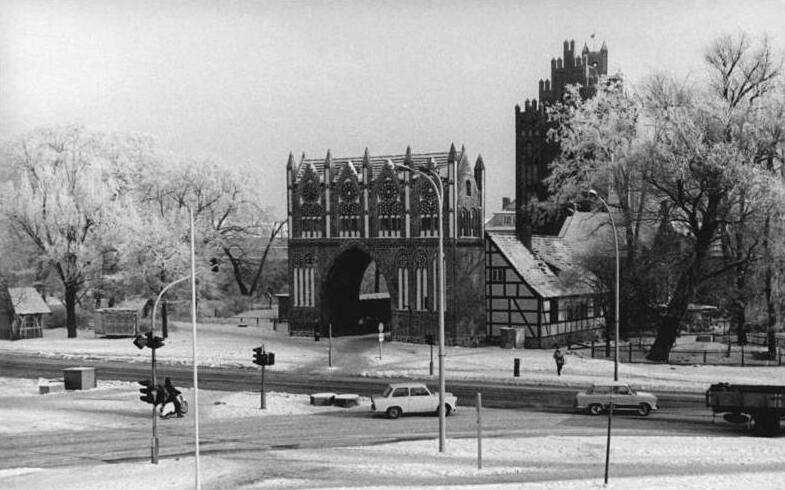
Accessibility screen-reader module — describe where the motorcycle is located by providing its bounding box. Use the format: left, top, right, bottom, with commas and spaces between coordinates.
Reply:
159, 394, 189, 419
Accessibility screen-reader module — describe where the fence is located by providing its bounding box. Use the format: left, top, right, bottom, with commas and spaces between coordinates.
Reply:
579, 339, 784, 367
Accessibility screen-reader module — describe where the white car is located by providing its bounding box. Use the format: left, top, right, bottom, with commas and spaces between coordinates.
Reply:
371, 382, 458, 419
575, 383, 658, 416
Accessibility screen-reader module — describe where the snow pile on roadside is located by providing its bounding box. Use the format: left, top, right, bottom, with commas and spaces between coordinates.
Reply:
0, 378, 369, 434
206, 390, 369, 419
3, 435, 784, 489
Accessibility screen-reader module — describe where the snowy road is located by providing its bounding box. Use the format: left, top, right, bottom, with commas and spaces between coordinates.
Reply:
0, 351, 705, 411
0, 382, 731, 471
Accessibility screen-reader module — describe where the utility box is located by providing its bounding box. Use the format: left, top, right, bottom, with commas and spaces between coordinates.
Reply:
499, 327, 525, 349
64, 367, 96, 390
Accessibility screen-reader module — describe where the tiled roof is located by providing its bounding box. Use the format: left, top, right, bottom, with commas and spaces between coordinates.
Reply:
295, 151, 455, 182
487, 231, 596, 298
485, 210, 515, 230
98, 297, 152, 312
8, 287, 51, 315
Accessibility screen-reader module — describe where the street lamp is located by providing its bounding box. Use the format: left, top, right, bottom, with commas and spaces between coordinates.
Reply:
397, 160, 447, 453
589, 189, 620, 485
589, 189, 620, 381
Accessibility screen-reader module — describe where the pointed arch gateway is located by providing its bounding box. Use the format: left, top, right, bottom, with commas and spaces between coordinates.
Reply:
322, 245, 392, 336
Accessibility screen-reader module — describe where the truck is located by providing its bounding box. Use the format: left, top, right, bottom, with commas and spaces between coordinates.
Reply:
705, 383, 785, 436
371, 382, 457, 419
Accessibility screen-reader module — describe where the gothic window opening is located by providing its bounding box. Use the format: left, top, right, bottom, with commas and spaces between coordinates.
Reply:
459, 208, 469, 237
293, 254, 315, 307
418, 180, 439, 238
471, 208, 480, 237
338, 179, 361, 238
465, 180, 472, 196
299, 174, 323, 238
377, 177, 402, 238
396, 252, 409, 311
414, 250, 430, 311
300, 203, 323, 239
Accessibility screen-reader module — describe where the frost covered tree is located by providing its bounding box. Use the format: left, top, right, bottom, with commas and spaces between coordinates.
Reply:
0, 126, 153, 337
545, 34, 785, 361
137, 157, 283, 302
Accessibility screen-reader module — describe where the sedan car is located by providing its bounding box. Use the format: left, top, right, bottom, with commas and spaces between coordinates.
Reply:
371, 382, 457, 419
575, 383, 658, 416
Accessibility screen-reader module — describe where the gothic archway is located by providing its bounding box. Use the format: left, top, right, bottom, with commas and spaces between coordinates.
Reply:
322, 247, 391, 336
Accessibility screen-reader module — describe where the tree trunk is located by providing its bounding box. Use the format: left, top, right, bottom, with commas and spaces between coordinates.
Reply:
647, 192, 721, 361
249, 221, 286, 297
647, 252, 701, 361
65, 282, 78, 338
223, 248, 250, 296
729, 294, 747, 346
604, 304, 612, 357
162, 301, 169, 338
764, 215, 777, 358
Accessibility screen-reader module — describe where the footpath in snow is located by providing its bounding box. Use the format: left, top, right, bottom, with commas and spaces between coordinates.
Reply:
1, 319, 781, 393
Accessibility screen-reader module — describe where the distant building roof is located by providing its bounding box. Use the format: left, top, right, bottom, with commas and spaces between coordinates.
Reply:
8, 287, 51, 315
487, 230, 596, 299
485, 210, 516, 231
558, 211, 612, 256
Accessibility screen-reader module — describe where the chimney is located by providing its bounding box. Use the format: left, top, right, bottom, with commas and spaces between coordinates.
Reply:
502, 197, 511, 209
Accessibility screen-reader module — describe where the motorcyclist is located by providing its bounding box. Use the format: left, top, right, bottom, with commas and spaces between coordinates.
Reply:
164, 377, 184, 417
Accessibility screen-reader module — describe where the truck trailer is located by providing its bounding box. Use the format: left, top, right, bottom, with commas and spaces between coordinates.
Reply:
706, 383, 785, 436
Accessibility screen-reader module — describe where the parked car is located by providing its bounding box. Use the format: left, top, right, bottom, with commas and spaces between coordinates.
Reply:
371, 382, 458, 419
575, 383, 658, 416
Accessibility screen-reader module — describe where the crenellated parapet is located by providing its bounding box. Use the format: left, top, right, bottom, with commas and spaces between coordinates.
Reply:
514, 38, 609, 243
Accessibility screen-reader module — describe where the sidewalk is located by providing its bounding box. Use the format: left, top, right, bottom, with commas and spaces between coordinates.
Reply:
1, 320, 784, 394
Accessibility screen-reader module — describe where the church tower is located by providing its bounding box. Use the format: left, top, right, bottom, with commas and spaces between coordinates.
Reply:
514, 39, 607, 246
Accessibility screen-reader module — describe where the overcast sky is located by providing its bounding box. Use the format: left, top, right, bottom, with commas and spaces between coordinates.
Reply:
2, 0, 784, 216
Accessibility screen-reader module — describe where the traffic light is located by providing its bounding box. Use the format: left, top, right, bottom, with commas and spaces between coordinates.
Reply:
133, 334, 147, 350
132, 332, 164, 350
253, 346, 263, 366
266, 352, 275, 366
139, 379, 157, 404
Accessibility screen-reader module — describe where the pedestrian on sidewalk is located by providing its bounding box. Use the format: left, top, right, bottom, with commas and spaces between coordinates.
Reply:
553, 345, 565, 376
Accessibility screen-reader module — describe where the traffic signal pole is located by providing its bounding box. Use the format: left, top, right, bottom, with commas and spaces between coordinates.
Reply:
261, 361, 266, 410
151, 342, 159, 464
260, 345, 266, 409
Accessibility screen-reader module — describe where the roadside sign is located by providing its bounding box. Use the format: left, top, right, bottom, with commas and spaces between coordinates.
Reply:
378, 333, 385, 343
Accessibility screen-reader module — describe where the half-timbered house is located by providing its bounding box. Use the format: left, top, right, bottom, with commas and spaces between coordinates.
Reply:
485, 207, 604, 348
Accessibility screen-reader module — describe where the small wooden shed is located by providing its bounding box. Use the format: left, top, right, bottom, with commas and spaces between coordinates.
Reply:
0, 287, 51, 340
94, 297, 154, 337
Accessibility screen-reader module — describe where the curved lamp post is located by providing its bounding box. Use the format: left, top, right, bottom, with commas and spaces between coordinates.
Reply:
397, 160, 446, 453
589, 189, 620, 381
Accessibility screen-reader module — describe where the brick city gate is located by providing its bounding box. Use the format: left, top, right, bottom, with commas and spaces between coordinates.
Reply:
286, 145, 486, 344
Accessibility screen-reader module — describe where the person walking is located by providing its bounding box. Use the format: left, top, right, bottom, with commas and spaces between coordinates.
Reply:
553, 346, 566, 376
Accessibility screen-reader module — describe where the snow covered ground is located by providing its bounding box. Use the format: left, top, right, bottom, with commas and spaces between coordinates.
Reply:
3, 321, 785, 488
2, 320, 781, 393
1, 377, 784, 489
